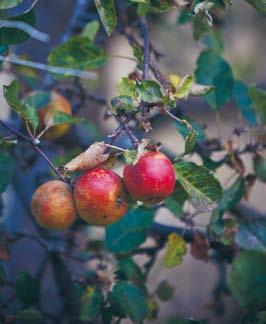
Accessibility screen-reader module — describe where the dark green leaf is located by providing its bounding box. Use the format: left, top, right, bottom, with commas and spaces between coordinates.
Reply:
248, 86, 266, 125
243, 0, 266, 14
204, 29, 224, 54
173, 161, 223, 211
236, 218, 266, 253
195, 50, 234, 110
16, 308, 44, 323
105, 207, 155, 253
156, 280, 175, 301
109, 281, 149, 323
210, 177, 244, 236
136, 80, 162, 103
164, 233, 187, 268
3, 80, 39, 131
233, 81, 257, 126
80, 286, 104, 321
165, 184, 187, 218
0, 0, 22, 9
48, 35, 107, 72
117, 257, 144, 286
254, 154, 266, 182
0, 149, 14, 193
0, 10, 35, 46
94, 0, 117, 35
16, 272, 40, 306
0, 46, 8, 66
82, 20, 100, 41
228, 251, 266, 308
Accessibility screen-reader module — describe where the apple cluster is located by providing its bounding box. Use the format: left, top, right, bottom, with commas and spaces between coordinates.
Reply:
31, 151, 176, 229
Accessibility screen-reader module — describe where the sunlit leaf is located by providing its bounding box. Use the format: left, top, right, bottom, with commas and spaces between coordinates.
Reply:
82, 20, 100, 41
136, 80, 163, 103
117, 77, 137, 98
0, 0, 22, 9
94, 0, 117, 35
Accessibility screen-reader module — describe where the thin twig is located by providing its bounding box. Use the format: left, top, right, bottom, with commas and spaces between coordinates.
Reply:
0, 20, 50, 42
0, 54, 97, 80
139, 17, 150, 80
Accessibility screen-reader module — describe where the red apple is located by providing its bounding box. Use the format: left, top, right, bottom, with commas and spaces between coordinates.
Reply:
74, 168, 128, 226
31, 180, 77, 229
123, 151, 175, 203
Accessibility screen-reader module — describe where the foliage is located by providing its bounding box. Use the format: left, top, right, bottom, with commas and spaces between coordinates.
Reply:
0, 0, 265, 322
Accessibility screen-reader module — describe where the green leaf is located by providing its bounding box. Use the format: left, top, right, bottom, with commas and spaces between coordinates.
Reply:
173, 161, 223, 211
243, 0, 266, 14
0, 10, 36, 46
3, 80, 39, 131
116, 257, 144, 286
156, 280, 175, 301
236, 218, 266, 253
248, 86, 266, 125
0, 149, 14, 193
193, 1, 215, 41
46, 111, 84, 128
109, 281, 149, 323
105, 207, 155, 253
82, 20, 100, 41
175, 75, 194, 99
16, 308, 44, 323
24, 91, 52, 111
228, 251, 266, 308
48, 35, 107, 72
195, 50, 234, 110
176, 117, 206, 142
254, 154, 266, 183
111, 96, 135, 113
80, 286, 104, 321
210, 177, 244, 236
117, 77, 137, 98
190, 83, 214, 96
204, 29, 224, 54
216, 177, 245, 216
0, 0, 22, 9
16, 272, 40, 307
184, 124, 198, 154
164, 233, 187, 268
233, 81, 257, 126
165, 184, 188, 218
94, 0, 117, 35
136, 80, 163, 103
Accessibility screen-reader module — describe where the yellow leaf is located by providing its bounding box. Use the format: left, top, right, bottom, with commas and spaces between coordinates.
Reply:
164, 233, 187, 268
168, 74, 182, 88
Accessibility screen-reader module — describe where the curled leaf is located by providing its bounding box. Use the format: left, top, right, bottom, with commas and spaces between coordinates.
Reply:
64, 142, 109, 172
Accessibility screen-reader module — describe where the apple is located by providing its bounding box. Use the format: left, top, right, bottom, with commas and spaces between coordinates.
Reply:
123, 151, 175, 204
31, 180, 77, 229
74, 168, 128, 226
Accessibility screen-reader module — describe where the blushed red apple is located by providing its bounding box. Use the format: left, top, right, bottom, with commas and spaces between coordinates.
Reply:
31, 180, 77, 229
123, 151, 175, 204
74, 168, 128, 226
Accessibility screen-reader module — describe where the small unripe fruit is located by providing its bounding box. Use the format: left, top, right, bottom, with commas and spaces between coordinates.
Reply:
74, 168, 128, 226
31, 180, 77, 229
26, 91, 72, 140
123, 151, 175, 204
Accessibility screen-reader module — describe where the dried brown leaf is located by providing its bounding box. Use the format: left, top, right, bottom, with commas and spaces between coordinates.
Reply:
190, 232, 209, 262
64, 142, 109, 172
